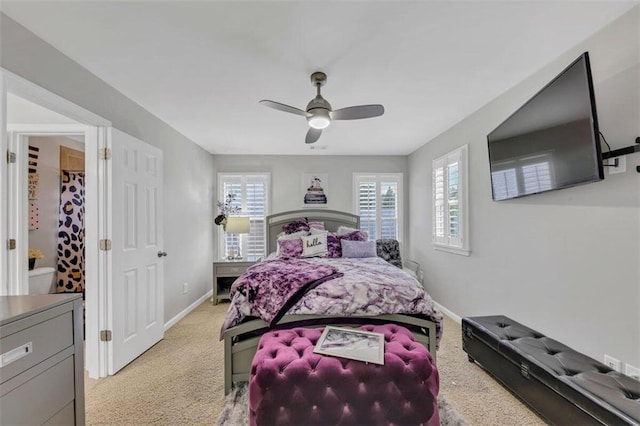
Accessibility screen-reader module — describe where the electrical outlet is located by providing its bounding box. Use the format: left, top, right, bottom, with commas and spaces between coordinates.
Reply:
604, 355, 621, 372
608, 156, 626, 174
182, 282, 188, 295
625, 364, 640, 381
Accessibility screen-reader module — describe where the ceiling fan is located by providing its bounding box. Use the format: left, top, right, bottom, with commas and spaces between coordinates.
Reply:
260, 71, 385, 144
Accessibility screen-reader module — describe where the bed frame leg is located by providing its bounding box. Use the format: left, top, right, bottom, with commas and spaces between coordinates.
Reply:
224, 335, 233, 395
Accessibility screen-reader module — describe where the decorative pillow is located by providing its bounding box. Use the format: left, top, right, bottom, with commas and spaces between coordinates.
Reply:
338, 230, 368, 242
341, 240, 377, 258
277, 238, 303, 258
308, 221, 325, 230
283, 218, 310, 234
376, 239, 402, 268
301, 233, 328, 258
327, 234, 342, 258
336, 226, 369, 240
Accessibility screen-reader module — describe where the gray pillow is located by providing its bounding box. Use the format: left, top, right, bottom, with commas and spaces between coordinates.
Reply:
341, 240, 377, 258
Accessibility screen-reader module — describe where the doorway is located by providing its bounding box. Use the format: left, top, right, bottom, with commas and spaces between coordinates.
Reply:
2, 69, 166, 380
25, 136, 86, 296
8, 122, 102, 378
2, 70, 110, 379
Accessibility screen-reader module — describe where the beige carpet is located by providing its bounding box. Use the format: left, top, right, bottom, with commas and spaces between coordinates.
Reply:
86, 302, 545, 425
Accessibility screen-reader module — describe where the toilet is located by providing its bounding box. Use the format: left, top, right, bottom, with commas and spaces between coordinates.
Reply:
28, 267, 55, 294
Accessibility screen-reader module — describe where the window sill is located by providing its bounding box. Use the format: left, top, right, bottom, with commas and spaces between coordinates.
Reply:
433, 244, 470, 257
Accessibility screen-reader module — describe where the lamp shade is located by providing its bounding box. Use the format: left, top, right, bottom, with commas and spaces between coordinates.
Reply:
226, 216, 250, 234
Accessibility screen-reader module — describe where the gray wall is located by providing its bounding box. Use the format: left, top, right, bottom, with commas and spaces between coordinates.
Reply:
212, 155, 408, 258
1, 14, 216, 322
408, 7, 640, 366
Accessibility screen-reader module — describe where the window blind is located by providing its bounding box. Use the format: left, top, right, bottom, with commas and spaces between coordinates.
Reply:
432, 145, 469, 255
219, 173, 269, 259
353, 174, 402, 242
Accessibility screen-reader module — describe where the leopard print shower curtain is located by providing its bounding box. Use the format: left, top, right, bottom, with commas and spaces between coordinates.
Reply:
56, 171, 85, 293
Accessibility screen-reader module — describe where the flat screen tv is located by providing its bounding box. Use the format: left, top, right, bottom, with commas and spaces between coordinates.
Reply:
487, 52, 604, 201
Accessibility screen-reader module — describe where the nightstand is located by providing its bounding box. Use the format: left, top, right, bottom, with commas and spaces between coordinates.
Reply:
212, 259, 257, 305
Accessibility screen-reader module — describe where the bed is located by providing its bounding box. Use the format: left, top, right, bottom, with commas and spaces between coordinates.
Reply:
220, 209, 442, 394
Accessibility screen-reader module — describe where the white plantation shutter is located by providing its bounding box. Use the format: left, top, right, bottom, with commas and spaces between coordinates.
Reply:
218, 173, 270, 259
432, 145, 469, 255
433, 159, 446, 244
358, 181, 377, 240
353, 174, 402, 242
245, 178, 266, 259
223, 178, 242, 257
380, 182, 398, 239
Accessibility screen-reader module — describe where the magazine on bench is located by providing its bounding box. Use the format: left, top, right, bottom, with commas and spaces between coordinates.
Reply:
313, 326, 385, 365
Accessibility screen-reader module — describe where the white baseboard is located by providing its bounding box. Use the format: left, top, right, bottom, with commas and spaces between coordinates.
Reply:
433, 300, 462, 324
164, 290, 213, 331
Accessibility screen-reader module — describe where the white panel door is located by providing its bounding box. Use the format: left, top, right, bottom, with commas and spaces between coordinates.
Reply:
110, 129, 164, 374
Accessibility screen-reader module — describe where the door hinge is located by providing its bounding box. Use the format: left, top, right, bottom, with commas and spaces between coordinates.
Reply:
7, 239, 16, 250
99, 148, 112, 160
6, 150, 16, 164
100, 330, 112, 342
99, 239, 112, 251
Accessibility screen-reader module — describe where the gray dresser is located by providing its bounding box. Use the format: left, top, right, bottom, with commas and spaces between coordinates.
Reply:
0, 294, 84, 425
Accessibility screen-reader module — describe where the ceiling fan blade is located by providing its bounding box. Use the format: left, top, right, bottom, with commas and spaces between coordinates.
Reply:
330, 104, 384, 120
259, 100, 309, 117
305, 128, 322, 144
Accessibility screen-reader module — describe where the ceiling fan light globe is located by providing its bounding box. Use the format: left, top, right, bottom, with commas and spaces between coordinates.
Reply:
307, 109, 331, 129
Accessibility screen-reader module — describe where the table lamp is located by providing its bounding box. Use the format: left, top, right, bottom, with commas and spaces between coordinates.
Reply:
225, 216, 250, 259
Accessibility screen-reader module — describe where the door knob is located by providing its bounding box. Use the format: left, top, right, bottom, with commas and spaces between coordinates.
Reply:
157, 251, 168, 258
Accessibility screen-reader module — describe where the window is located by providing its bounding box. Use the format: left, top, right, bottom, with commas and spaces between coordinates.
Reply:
353, 173, 403, 241
432, 145, 469, 256
217, 173, 270, 260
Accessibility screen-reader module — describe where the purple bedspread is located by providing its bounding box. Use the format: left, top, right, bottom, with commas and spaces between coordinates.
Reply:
228, 259, 343, 327
221, 257, 443, 346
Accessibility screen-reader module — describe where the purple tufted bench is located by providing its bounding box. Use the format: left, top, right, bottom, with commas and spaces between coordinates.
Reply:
249, 324, 439, 426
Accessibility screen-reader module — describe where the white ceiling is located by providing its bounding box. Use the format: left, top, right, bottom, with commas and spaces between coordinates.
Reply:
1, 1, 637, 155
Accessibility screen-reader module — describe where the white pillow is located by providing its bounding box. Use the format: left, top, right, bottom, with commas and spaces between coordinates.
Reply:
310, 227, 329, 236
301, 233, 328, 258
277, 230, 309, 240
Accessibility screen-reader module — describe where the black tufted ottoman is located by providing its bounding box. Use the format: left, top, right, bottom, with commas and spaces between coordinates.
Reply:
463, 315, 640, 425
249, 324, 440, 426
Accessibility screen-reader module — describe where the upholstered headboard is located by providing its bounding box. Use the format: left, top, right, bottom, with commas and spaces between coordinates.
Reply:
266, 209, 360, 254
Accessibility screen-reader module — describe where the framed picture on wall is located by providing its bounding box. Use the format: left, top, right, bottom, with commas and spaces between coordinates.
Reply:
302, 173, 328, 208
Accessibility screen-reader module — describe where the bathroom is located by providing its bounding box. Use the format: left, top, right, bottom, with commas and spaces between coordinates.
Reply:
28, 135, 86, 296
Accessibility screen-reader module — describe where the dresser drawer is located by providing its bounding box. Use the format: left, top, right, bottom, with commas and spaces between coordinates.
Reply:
0, 355, 75, 425
44, 401, 75, 425
217, 265, 246, 276
0, 311, 73, 383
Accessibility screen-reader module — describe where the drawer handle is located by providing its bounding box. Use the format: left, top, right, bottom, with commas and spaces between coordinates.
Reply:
0, 342, 33, 368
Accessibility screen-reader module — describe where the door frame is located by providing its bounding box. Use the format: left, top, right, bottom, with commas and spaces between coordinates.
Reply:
1, 68, 112, 378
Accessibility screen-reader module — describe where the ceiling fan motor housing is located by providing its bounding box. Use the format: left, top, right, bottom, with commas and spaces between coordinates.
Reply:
306, 90, 332, 129
306, 95, 332, 112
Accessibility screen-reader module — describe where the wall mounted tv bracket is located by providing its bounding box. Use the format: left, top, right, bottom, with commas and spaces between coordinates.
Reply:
601, 137, 640, 173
